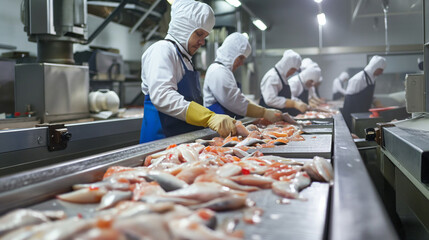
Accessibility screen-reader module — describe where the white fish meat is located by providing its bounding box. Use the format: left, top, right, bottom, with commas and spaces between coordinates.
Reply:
97, 190, 132, 210
146, 170, 189, 192
163, 182, 232, 202
57, 187, 108, 203
113, 214, 171, 240
0, 209, 66, 236
216, 163, 242, 178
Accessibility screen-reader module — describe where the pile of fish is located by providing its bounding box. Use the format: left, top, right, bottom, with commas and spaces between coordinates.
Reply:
0, 120, 334, 240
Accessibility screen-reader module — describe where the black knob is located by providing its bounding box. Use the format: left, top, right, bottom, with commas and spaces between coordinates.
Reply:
61, 132, 72, 141
365, 128, 376, 141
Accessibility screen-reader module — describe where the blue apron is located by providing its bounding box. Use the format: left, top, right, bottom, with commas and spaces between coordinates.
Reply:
340, 70, 375, 129
140, 40, 203, 143
207, 61, 243, 119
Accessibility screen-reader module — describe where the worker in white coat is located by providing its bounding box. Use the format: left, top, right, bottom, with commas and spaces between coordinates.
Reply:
300, 58, 324, 107
260, 50, 308, 115
204, 32, 283, 123
289, 65, 322, 105
332, 72, 350, 100
341, 55, 386, 128
140, 0, 236, 143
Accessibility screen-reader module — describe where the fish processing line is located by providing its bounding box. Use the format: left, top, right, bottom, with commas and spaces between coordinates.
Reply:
0, 114, 398, 240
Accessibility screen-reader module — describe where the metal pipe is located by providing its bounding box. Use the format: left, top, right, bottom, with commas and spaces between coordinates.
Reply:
145, 25, 160, 41
85, 0, 129, 44
318, 24, 323, 50
352, 0, 364, 23
0, 43, 17, 50
87, 1, 162, 18
236, 10, 242, 33
129, 0, 162, 34
262, 30, 266, 57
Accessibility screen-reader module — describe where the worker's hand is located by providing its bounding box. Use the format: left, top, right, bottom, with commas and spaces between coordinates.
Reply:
263, 108, 283, 123
207, 114, 236, 137
293, 101, 308, 113
185, 101, 236, 137
309, 98, 319, 108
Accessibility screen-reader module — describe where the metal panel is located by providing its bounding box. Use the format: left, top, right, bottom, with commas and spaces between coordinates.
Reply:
44, 63, 89, 116
250, 134, 332, 159
15, 63, 89, 122
29, 0, 56, 35
0, 128, 218, 212
330, 114, 398, 240
0, 118, 142, 174
383, 126, 429, 182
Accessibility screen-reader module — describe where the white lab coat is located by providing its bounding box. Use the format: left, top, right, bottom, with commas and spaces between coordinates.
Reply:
203, 32, 251, 116
260, 50, 301, 108
332, 78, 346, 95
140, 0, 215, 121
332, 72, 349, 95
346, 55, 386, 95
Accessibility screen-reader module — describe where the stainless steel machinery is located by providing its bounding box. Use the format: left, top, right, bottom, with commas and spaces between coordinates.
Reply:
16, 0, 90, 122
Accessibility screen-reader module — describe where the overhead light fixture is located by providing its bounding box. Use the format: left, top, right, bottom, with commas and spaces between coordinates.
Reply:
242, 32, 249, 39
314, 0, 323, 3
225, 0, 241, 8
317, 13, 326, 25
167, 0, 174, 5
252, 19, 267, 31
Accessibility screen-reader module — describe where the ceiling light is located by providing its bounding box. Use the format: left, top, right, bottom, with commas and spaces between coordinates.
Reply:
167, 0, 174, 5
242, 32, 249, 39
252, 19, 267, 31
225, 0, 241, 8
314, 0, 323, 3
317, 13, 326, 25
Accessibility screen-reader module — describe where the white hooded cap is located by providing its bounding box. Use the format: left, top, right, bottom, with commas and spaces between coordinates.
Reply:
300, 66, 321, 86
364, 55, 386, 80
215, 32, 251, 70
274, 50, 301, 78
301, 58, 314, 71
168, 0, 215, 52
339, 72, 349, 83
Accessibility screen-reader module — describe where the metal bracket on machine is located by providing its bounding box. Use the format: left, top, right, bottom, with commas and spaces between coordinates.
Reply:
36, 123, 72, 151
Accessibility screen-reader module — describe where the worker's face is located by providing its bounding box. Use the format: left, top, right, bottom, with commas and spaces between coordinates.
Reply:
314, 81, 321, 87
286, 68, 297, 78
232, 55, 246, 72
373, 68, 383, 76
305, 80, 314, 88
188, 29, 209, 55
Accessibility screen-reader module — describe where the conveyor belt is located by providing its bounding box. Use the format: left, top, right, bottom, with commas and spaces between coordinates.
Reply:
0, 115, 397, 240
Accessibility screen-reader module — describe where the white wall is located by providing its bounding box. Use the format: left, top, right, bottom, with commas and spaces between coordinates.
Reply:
0, 0, 143, 61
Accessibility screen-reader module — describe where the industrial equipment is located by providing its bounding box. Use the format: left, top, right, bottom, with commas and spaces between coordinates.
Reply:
16, 0, 90, 122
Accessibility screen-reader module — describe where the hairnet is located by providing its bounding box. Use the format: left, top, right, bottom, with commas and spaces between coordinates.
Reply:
215, 32, 252, 70
339, 72, 349, 82
299, 65, 321, 84
364, 55, 386, 79
274, 50, 301, 77
168, 0, 215, 52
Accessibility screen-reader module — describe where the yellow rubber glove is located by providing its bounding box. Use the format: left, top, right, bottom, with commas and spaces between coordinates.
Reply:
285, 99, 308, 113
246, 101, 265, 118
186, 101, 236, 137
246, 101, 282, 123
294, 101, 309, 113
309, 98, 319, 109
